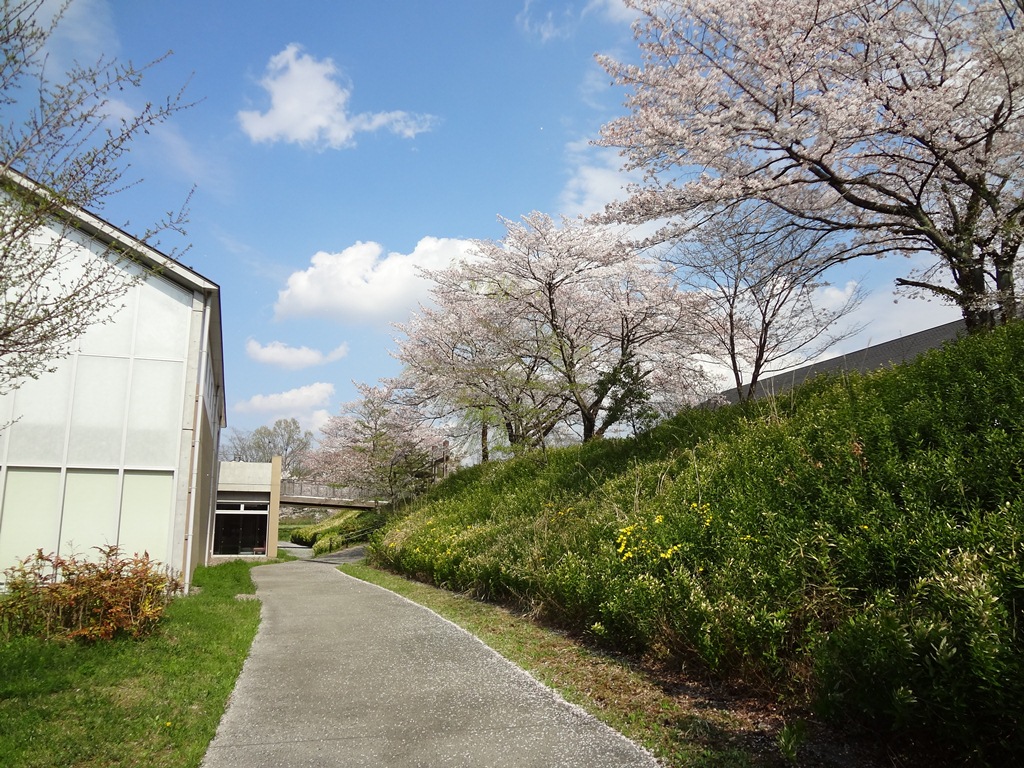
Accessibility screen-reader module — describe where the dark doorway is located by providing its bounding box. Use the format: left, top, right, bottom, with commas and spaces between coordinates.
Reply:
213, 509, 268, 555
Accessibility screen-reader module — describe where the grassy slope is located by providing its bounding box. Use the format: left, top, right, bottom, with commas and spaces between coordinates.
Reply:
289, 508, 383, 554
370, 322, 1024, 764
0, 561, 260, 768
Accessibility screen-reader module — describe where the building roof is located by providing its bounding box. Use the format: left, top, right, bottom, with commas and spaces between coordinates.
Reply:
720, 319, 967, 403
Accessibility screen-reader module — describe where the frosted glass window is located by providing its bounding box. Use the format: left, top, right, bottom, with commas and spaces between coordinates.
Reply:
124, 359, 184, 468
119, 471, 174, 564
32, 229, 136, 357
67, 356, 129, 467
78, 282, 138, 357
0, 386, 13, 458
0, 468, 62, 573
203, 352, 219, 426
133, 275, 191, 360
6, 361, 73, 464
59, 470, 120, 557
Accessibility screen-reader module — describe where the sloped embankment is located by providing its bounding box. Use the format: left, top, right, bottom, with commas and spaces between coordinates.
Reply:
372, 322, 1024, 763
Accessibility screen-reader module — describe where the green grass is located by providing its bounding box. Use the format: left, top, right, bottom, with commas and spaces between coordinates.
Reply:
0, 560, 262, 768
341, 562, 765, 767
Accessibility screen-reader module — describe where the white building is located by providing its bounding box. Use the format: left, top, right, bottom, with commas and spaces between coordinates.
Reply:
0, 173, 225, 591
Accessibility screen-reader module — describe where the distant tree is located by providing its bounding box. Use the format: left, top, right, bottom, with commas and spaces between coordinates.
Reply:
475, 213, 707, 439
598, 0, 1024, 331
220, 418, 313, 477
0, 0, 189, 393
673, 205, 864, 401
307, 381, 452, 504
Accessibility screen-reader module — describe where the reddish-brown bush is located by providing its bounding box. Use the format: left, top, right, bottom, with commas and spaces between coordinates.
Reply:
0, 546, 183, 641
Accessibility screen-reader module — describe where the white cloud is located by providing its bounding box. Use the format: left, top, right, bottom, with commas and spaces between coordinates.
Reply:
559, 139, 638, 218
274, 236, 476, 325
234, 382, 335, 414
583, 0, 639, 25
238, 44, 437, 149
518, 0, 636, 41
41, 0, 117, 68
815, 280, 861, 311
305, 409, 334, 433
516, 0, 574, 41
245, 339, 349, 370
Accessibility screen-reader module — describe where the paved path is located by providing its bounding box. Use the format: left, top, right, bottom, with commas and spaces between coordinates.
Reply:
201, 559, 660, 768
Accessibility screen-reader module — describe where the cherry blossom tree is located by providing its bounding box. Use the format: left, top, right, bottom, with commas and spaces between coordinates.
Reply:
1, 0, 189, 393
598, 0, 1024, 330
397, 212, 707, 444
472, 213, 707, 439
395, 265, 571, 457
998, 0, 1024, 26
674, 204, 865, 401
308, 381, 452, 504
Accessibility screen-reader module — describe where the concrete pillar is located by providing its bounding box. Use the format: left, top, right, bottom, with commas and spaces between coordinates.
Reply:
267, 455, 281, 558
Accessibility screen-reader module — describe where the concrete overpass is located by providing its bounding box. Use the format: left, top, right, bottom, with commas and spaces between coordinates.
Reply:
278, 480, 382, 510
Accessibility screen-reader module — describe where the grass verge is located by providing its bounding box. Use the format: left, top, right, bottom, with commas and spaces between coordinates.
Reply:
340, 562, 802, 768
0, 560, 262, 768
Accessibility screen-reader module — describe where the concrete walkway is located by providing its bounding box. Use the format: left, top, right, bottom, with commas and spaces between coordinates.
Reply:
201, 559, 660, 768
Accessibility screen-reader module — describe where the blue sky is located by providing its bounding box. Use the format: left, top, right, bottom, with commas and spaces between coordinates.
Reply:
46, 0, 959, 434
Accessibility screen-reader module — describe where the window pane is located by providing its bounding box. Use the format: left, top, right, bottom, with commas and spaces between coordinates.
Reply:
78, 278, 138, 357
0, 468, 62, 575
134, 275, 191, 360
213, 513, 267, 555
0, 385, 13, 458
59, 470, 120, 558
7, 362, 73, 464
67, 356, 129, 466
124, 359, 184, 468
118, 471, 174, 565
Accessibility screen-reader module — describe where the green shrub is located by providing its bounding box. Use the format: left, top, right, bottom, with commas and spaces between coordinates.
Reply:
0, 546, 182, 642
370, 321, 1024, 762
816, 543, 1024, 762
295, 508, 383, 553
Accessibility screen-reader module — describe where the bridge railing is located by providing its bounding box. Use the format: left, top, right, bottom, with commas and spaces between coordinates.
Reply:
280, 479, 366, 501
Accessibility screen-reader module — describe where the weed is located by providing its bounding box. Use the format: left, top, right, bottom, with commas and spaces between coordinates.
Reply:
776, 719, 807, 763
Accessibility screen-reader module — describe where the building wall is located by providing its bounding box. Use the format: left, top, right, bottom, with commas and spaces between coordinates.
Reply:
188, 411, 218, 576
212, 458, 281, 561
0, 232, 221, 587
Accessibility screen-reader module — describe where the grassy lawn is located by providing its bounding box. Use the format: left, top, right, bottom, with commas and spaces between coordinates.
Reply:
0, 560, 261, 768
340, 562, 776, 767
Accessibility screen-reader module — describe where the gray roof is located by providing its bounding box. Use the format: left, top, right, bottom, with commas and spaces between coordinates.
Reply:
720, 319, 967, 403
